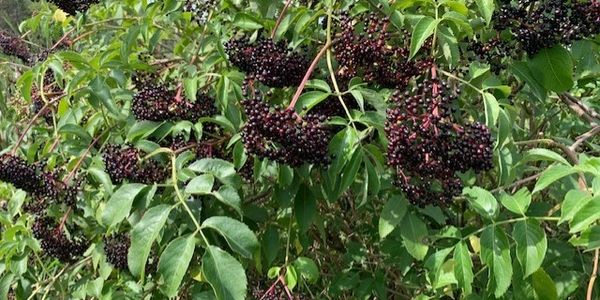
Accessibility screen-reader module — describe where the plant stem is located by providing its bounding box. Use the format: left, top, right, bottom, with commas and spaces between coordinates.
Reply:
287, 41, 332, 110
63, 128, 111, 184
272, 0, 294, 39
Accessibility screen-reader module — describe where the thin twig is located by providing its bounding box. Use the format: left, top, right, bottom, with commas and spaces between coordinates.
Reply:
272, 0, 294, 39
287, 41, 332, 110
588, 249, 600, 300
63, 129, 111, 184
570, 126, 600, 152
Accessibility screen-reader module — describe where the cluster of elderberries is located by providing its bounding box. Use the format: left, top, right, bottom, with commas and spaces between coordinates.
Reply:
334, 13, 432, 89
131, 74, 218, 122
491, 0, 600, 56
241, 97, 331, 166
0, 30, 32, 63
104, 234, 130, 270
467, 37, 515, 74
385, 75, 493, 206
225, 37, 309, 88
163, 135, 225, 159
32, 216, 88, 262
48, 0, 100, 15
183, 0, 216, 24
103, 144, 169, 184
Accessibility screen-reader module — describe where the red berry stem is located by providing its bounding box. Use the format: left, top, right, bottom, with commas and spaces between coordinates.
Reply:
56, 206, 72, 234
271, 0, 294, 39
287, 41, 332, 111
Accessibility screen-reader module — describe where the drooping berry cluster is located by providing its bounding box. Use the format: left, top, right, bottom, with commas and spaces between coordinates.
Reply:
32, 217, 88, 262
491, 0, 600, 56
48, 0, 101, 15
104, 234, 130, 270
385, 74, 493, 206
334, 13, 432, 88
0, 155, 59, 199
102, 144, 169, 184
131, 74, 218, 122
225, 37, 310, 88
183, 0, 216, 24
0, 30, 32, 63
241, 98, 331, 166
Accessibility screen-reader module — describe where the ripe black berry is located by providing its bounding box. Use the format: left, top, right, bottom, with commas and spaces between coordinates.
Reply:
0, 154, 59, 200
0, 30, 32, 63
241, 97, 331, 166
48, 0, 100, 15
103, 144, 169, 184
32, 216, 88, 262
225, 37, 310, 88
104, 234, 130, 270
183, 0, 216, 24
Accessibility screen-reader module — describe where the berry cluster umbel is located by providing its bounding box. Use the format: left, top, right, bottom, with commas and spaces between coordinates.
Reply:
183, 0, 216, 24
131, 74, 217, 122
103, 144, 169, 184
48, 0, 100, 15
241, 97, 331, 166
334, 13, 432, 89
225, 37, 310, 88
481, 0, 600, 59
386, 74, 493, 206
0, 30, 32, 63
104, 234, 130, 270
32, 217, 88, 262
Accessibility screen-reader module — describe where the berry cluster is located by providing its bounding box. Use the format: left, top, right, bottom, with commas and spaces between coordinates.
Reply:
0, 154, 58, 199
183, 0, 216, 24
104, 234, 130, 270
32, 217, 88, 262
334, 13, 432, 89
225, 37, 309, 88
131, 74, 217, 122
0, 30, 32, 63
385, 75, 493, 206
241, 97, 331, 166
164, 135, 224, 159
491, 0, 600, 56
467, 38, 513, 74
103, 144, 169, 184
48, 0, 100, 15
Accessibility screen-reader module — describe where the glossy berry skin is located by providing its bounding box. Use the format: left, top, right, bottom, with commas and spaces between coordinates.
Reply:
334, 13, 432, 89
32, 217, 88, 262
225, 37, 309, 88
241, 98, 331, 167
48, 0, 100, 15
0, 30, 31, 63
103, 145, 168, 184
131, 74, 217, 122
385, 78, 494, 206
104, 234, 130, 270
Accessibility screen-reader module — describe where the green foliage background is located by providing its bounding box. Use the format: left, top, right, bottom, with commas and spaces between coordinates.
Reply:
0, 0, 599, 299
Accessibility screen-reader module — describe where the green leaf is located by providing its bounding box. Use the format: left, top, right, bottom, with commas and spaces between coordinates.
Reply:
409, 16, 439, 59
202, 245, 247, 300
295, 91, 330, 112
189, 158, 240, 187
521, 148, 571, 166
530, 46, 574, 93
400, 213, 429, 260
128, 205, 171, 278
212, 185, 242, 216
127, 121, 162, 141
463, 187, 498, 219
533, 164, 577, 194
500, 188, 531, 215
475, 0, 495, 24
158, 235, 196, 297
532, 268, 558, 300
185, 174, 215, 195
89, 76, 121, 117
483, 93, 500, 128
293, 257, 320, 284
560, 190, 593, 224
101, 184, 146, 228
201, 216, 259, 259
513, 219, 547, 278
454, 242, 474, 295
569, 196, 600, 233
295, 186, 316, 232
570, 225, 600, 249
378, 195, 408, 240
233, 13, 263, 30
480, 226, 513, 298
511, 62, 547, 101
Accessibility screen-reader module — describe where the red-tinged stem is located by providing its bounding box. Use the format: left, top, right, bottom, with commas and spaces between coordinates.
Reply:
56, 207, 72, 234
287, 41, 333, 111
11, 93, 66, 155
49, 29, 75, 52
63, 129, 110, 184
281, 276, 294, 300
271, 0, 294, 39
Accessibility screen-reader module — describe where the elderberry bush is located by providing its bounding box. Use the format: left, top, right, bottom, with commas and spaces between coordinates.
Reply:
102, 144, 169, 184
241, 97, 331, 166
32, 216, 88, 262
225, 37, 310, 88
104, 234, 130, 270
0, 30, 32, 63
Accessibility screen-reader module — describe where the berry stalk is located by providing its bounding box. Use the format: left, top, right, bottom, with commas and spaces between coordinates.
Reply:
271, 0, 294, 39
287, 41, 332, 110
